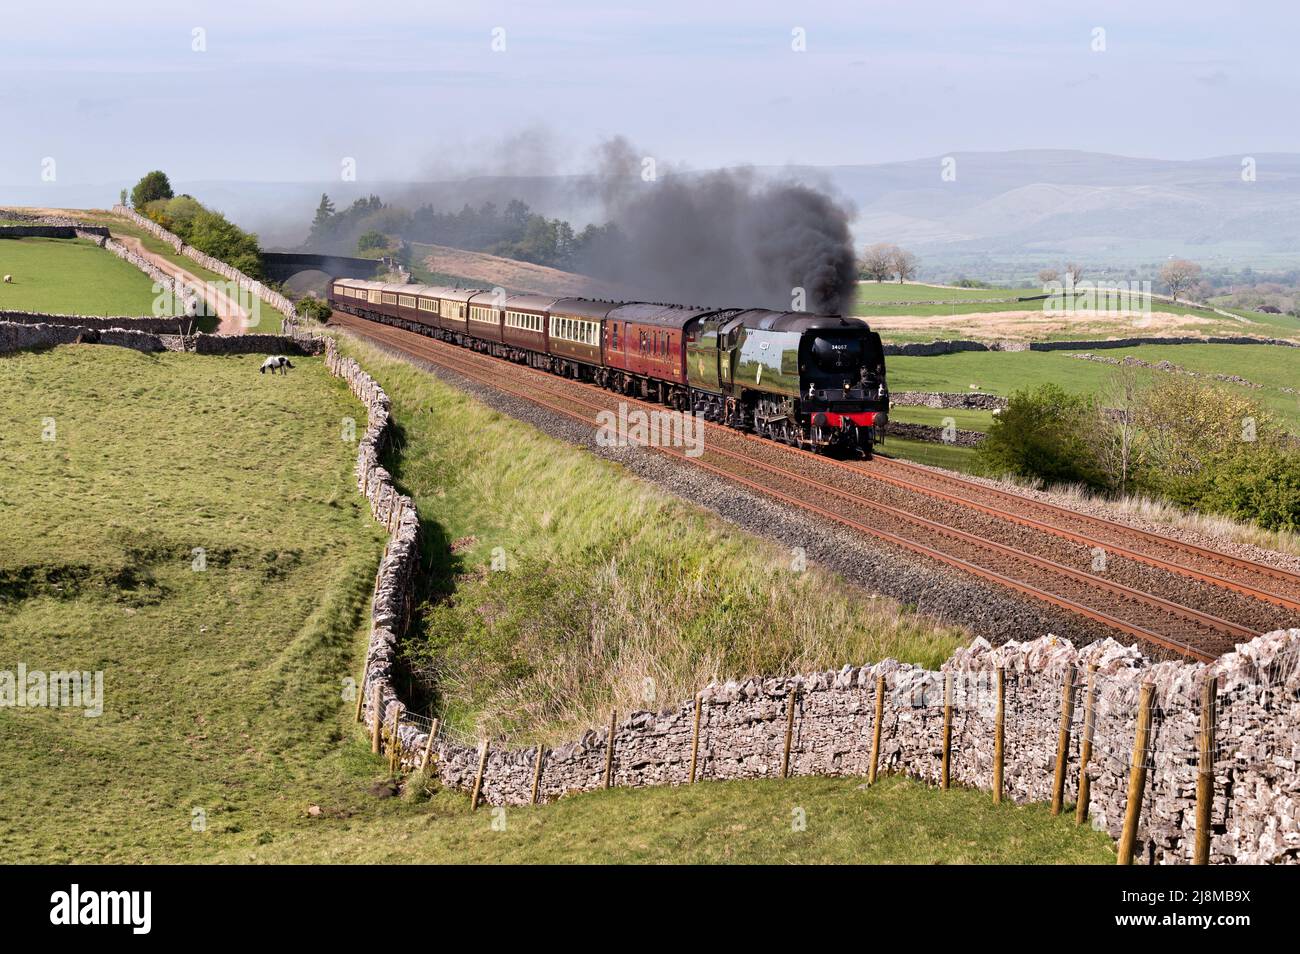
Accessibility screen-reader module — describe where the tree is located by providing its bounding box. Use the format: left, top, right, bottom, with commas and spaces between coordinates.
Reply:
888, 247, 919, 283
1095, 365, 1146, 495
1037, 268, 1059, 287
1159, 258, 1202, 302
1064, 262, 1085, 285
861, 243, 895, 282
311, 193, 335, 233
119, 188, 127, 207
131, 170, 173, 209
295, 297, 332, 322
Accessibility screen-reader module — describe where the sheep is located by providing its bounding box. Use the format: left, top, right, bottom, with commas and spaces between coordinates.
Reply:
3, 275, 12, 284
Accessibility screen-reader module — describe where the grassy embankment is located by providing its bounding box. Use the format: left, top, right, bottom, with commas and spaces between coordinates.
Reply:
0, 342, 1111, 863
0, 236, 161, 315
338, 335, 969, 744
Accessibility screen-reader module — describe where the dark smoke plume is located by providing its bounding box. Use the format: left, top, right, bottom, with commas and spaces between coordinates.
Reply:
577, 137, 858, 315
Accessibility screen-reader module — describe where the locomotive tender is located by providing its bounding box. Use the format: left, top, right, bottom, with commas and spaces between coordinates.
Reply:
327, 278, 889, 456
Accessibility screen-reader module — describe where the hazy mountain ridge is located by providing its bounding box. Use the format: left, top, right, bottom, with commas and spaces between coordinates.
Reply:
8, 149, 1296, 269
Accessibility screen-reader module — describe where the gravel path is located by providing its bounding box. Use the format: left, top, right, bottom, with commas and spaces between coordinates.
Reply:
114, 234, 246, 333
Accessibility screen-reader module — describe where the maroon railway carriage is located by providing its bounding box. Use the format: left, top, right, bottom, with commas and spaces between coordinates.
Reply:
466, 291, 505, 345
501, 293, 559, 365
604, 302, 718, 408
410, 285, 450, 330
546, 297, 614, 375
435, 287, 482, 338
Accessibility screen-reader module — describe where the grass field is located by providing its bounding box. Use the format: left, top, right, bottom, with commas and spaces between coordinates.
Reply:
889, 405, 996, 432
878, 435, 980, 472
887, 345, 1300, 433
0, 345, 385, 862
856, 282, 1033, 302
214, 774, 1114, 864
854, 281, 1300, 344
0, 236, 162, 315
0, 342, 1113, 863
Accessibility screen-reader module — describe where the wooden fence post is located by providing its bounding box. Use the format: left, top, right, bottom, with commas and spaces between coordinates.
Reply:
781, 686, 797, 779
1075, 665, 1098, 825
1051, 665, 1077, 815
867, 673, 885, 786
421, 718, 439, 772
689, 694, 702, 784
940, 671, 953, 790
387, 706, 402, 775
531, 745, 545, 805
353, 670, 366, 723
603, 709, 617, 789
993, 668, 1005, 804
1194, 674, 1217, 865
370, 684, 381, 754
1117, 682, 1155, 865
470, 740, 489, 811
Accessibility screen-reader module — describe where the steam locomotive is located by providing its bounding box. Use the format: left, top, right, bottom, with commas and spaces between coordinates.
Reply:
327, 279, 889, 456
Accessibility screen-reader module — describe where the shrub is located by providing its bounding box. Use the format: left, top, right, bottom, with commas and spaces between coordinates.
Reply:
1182, 446, 1300, 533
357, 230, 389, 252
295, 297, 331, 322
976, 384, 1107, 489
140, 195, 264, 279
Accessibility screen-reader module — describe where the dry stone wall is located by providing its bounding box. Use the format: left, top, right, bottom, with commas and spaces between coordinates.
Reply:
74, 228, 202, 317
891, 391, 1008, 410
0, 209, 90, 227
0, 225, 109, 239
0, 320, 166, 354
883, 420, 985, 446
292, 321, 1300, 866
0, 320, 321, 357
422, 631, 1300, 866
0, 312, 190, 334
292, 325, 422, 760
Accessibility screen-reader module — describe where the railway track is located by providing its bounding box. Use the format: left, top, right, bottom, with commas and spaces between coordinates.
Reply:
331, 312, 1299, 662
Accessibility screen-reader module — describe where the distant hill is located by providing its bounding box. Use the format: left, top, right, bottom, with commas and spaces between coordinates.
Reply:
17, 150, 1296, 278
412, 243, 633, 299
773, 150, 1300, 277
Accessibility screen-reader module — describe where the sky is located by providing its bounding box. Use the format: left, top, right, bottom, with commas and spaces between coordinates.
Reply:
1, 0, 1297, 192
